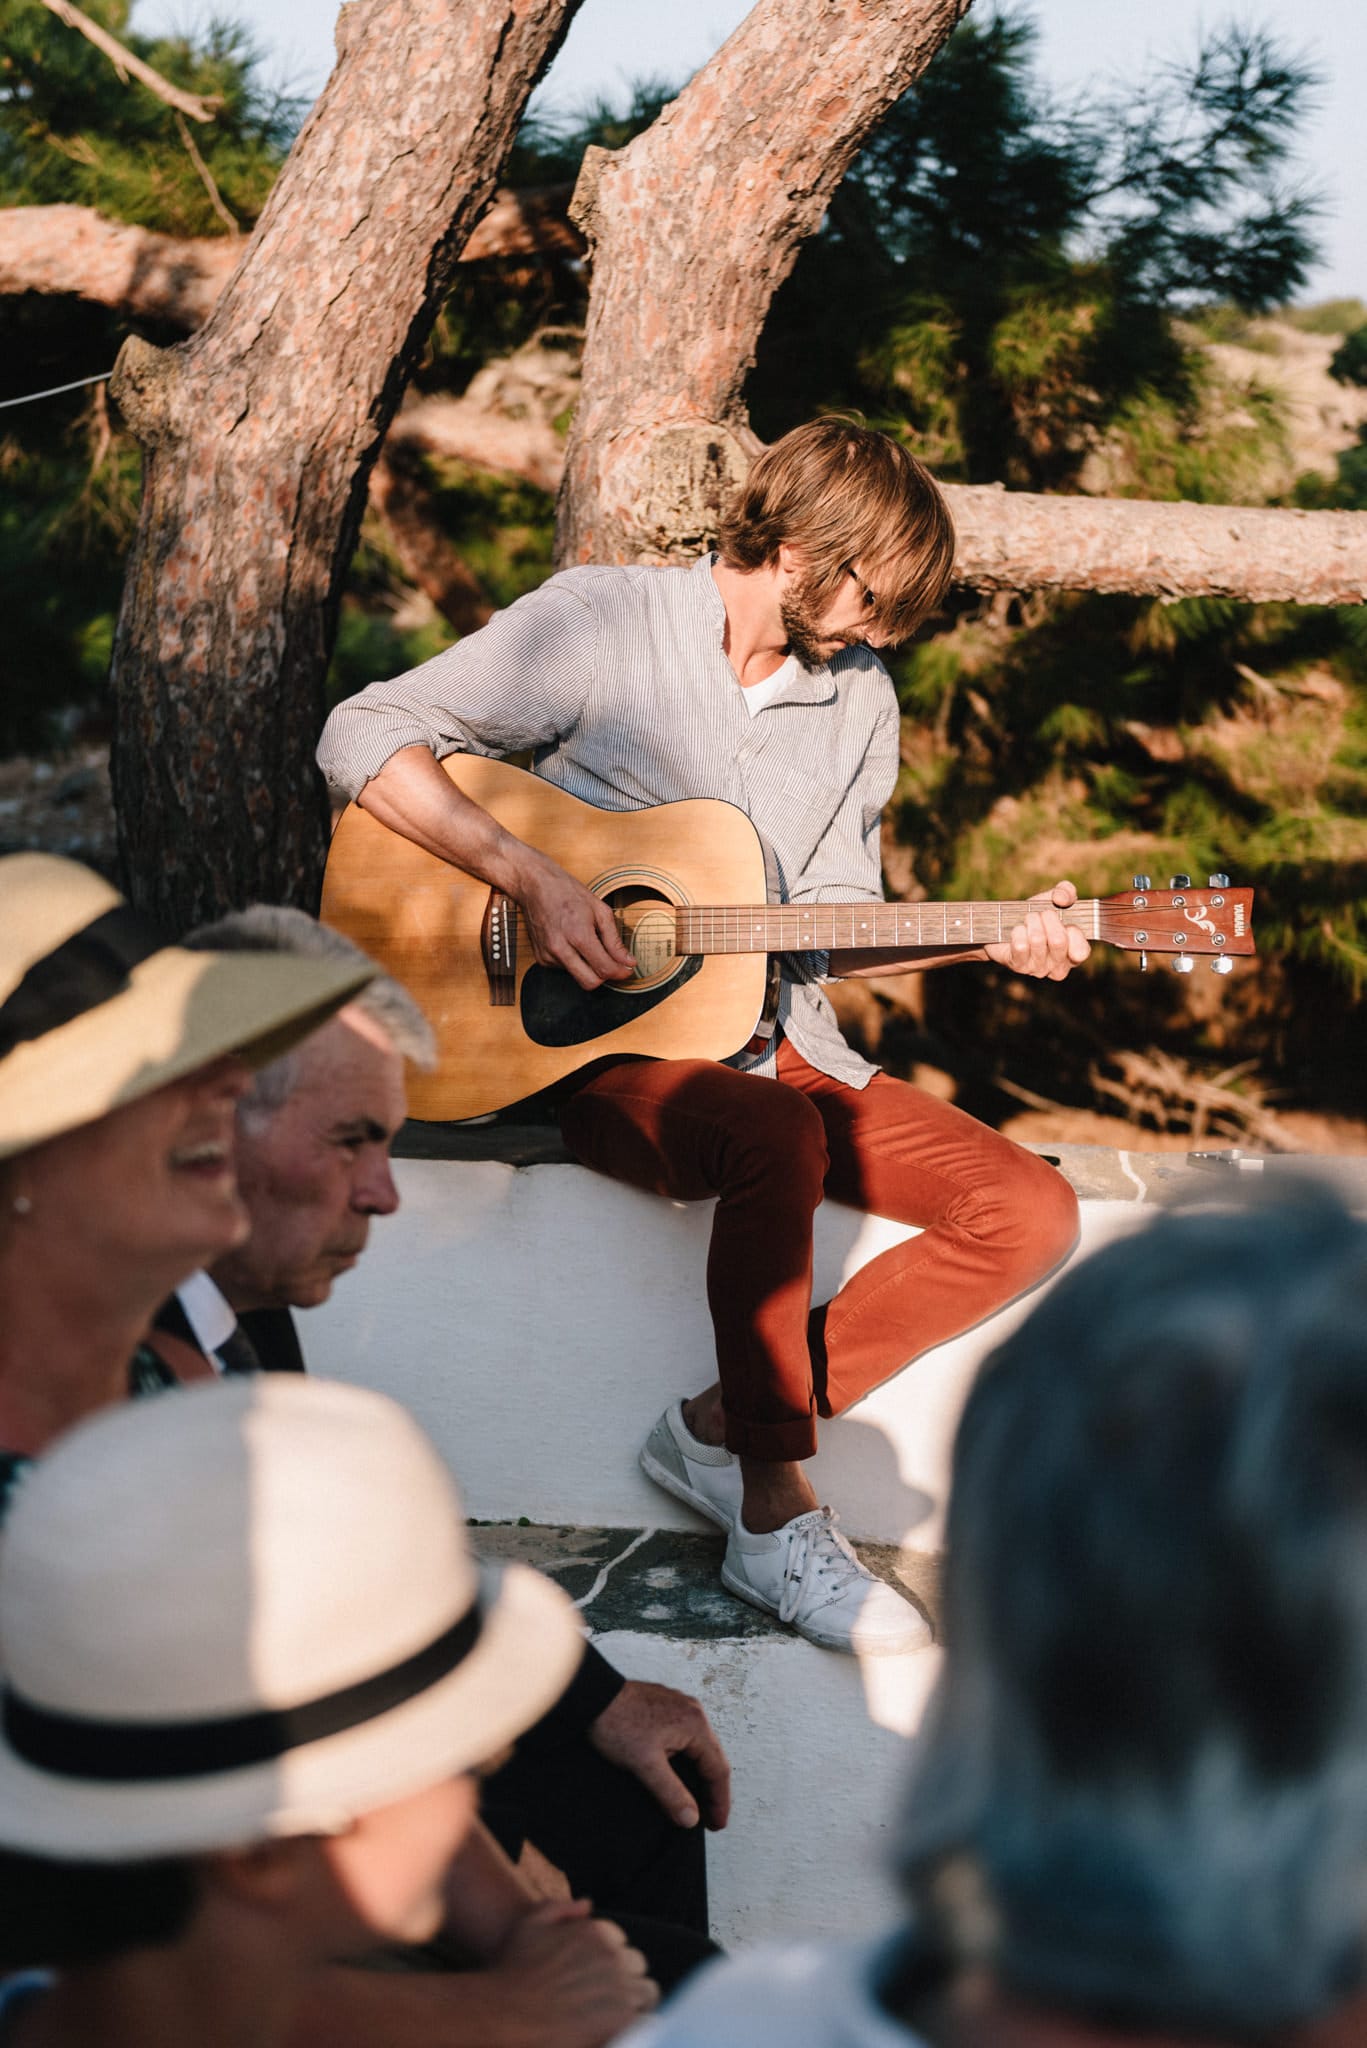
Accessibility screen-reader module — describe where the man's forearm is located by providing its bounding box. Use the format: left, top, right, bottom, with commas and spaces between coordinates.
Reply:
356, 745, 535, 894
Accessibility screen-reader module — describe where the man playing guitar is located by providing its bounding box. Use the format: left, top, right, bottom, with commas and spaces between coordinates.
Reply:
318, 418, 1088, 1655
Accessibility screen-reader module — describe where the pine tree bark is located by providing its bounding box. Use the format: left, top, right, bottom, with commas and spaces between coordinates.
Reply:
107, 0, 581, 924
556, 0, 971, 567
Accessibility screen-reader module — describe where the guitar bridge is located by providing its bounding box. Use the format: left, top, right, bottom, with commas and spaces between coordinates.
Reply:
480, 890, 517, 1006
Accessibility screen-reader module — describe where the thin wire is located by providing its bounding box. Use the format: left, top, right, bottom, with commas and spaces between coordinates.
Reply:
0, 370, 113, 412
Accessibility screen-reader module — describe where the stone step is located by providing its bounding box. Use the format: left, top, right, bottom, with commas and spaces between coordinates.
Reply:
299, 1147, 1367, 1948
476, 1520, 944, 1950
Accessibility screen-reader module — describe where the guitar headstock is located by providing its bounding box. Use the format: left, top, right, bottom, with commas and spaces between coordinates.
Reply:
1096, 874, 1255, 972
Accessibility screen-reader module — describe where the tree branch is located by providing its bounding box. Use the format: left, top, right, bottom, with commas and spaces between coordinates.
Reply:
39, 0, 222, 122
0, 186, 577, 335
943, 488, 1367, 605
369, 447, 494, 635
0, 204, 241, 328
174, 111, 238, 232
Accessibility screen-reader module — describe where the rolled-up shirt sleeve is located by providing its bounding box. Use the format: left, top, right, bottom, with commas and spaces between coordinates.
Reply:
317, 581, 599, 800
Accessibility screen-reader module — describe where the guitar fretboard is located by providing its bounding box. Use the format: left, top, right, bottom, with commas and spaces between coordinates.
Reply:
673, 900, 1100, 955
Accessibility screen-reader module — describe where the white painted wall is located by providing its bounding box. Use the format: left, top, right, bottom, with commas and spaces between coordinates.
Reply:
299, 1153, 1365, 1952
303, 1161, 1149, 1547
591, 1628, 946, 1948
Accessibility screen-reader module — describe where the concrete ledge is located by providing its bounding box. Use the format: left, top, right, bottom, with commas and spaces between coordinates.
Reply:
305, 1166, 1126, 1546
477, 1520, 942, 1949
301, 1147, 1366, 1949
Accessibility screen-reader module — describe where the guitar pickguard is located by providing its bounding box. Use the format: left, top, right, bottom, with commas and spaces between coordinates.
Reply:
520, 955, 704, 1049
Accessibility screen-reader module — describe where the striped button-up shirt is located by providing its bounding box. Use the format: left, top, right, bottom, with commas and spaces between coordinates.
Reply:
317, 553, 900, 1086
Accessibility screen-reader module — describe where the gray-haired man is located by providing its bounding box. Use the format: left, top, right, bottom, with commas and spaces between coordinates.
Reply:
179, 907, 728, 2047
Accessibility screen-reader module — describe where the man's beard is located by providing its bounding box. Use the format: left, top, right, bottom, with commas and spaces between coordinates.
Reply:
780, 577, 848, 673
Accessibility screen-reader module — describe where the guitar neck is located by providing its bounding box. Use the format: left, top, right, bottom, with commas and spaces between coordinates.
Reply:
673, 900, 1100, 955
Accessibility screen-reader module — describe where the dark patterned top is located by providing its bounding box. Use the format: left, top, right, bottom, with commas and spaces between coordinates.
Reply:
0, 1344, 178, 1521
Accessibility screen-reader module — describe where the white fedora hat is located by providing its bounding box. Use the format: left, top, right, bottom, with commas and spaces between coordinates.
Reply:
0, 1377, 583, 1859
0, 854, 375, 1161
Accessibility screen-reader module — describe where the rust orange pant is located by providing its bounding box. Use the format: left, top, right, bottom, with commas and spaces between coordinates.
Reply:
558, 1037, 1080, 1462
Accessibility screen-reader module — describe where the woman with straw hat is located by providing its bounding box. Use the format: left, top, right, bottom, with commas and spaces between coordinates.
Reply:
0, 852, 371, 1491
0, 1372, 600, 2048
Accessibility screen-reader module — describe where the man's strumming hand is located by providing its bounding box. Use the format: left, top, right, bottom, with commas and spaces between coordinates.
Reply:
588, 1679, 732, 1830
511, 847, 636, 991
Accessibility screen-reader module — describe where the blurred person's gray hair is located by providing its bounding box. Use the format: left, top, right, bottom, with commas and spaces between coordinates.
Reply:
186, 905, 434, 1122
899, 1186, 1367, 2037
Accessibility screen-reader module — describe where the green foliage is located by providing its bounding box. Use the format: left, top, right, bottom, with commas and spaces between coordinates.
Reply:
0, 1, 302, 737
419, 459, 555, 611
886, 589, 1367, 1054
0, 429, 131, 751
1291, 431, 1367, 513
1096, 363, 1287, 503
1281, 298, 1367, 336
325, 606, 455, 712
0, 0, 301, 233
1328, 326, 1367, 389
750, 7, 1321, 487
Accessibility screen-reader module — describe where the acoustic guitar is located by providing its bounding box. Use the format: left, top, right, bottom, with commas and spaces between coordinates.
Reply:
321, 756, 1256, 1123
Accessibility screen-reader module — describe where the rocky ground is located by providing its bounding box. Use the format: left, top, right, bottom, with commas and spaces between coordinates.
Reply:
0, 741, 116, 876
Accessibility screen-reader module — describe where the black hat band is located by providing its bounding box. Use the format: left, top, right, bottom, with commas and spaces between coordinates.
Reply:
0, 906, 170, 1060
2, 1603, 483, 1783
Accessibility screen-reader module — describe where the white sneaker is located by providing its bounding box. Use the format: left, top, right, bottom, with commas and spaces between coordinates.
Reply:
722, 1507, 931, 1655
640, 1402, 744, 1530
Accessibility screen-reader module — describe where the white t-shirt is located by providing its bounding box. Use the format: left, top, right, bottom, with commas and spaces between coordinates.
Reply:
618, 1935, 924, 2048
739, 655, 798, 717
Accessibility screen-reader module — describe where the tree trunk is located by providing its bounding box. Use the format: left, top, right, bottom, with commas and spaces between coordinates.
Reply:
555, 0, 971, 567
943, 487, 1367, 605
106, 0, 581, 924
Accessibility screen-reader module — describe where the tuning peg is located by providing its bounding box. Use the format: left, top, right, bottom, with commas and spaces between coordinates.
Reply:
1138, 951, 1148, 972
1169, 873, 1190, 889
1210, 955, 1234, 975
1208, 871, 1230, 888
1132, 874, 1151, 890
1173, 955, 1194, 973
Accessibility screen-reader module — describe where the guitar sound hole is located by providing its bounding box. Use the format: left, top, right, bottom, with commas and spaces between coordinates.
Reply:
604, 885, 683, 988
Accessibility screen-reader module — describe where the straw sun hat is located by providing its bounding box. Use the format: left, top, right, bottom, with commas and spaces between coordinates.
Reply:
0, 853, 374, 1161
0, 1376, 584, 1859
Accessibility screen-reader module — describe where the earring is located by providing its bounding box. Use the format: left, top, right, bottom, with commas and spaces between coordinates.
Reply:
11, 1195, 32, 1217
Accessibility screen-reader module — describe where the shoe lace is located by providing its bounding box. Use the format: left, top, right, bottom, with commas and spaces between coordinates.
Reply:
777, 1509, 870, 1624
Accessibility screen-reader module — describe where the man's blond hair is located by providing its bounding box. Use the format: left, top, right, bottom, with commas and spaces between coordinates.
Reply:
719, 415, 955, 645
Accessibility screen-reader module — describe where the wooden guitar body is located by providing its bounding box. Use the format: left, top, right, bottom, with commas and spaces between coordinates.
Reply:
321, 756, 772, 1121
324, 756, 1256, 1123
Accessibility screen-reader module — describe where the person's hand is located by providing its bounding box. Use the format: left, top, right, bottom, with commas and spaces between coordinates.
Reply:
984, 879, 1090, 981
489, 1899, 658, 2048
516, 1838, 574, 1903
512, 847, 636, 990
588, 1680, 732, 1831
